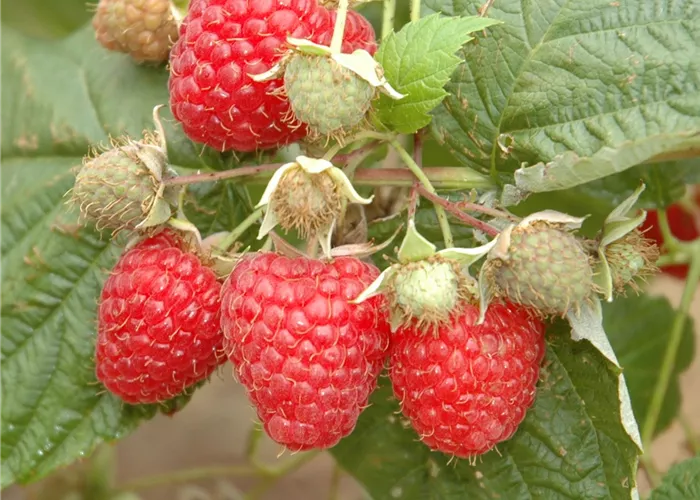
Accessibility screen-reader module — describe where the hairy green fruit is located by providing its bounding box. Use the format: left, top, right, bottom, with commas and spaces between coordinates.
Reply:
71, 137, 174, 233
269, 165, 342, 239
284, 54, 374, 139
388, 257, 475, 331
393, 260, 458, 323
92, 0, 179, 63
485, 222, 594, 316
605, 230, 659, 293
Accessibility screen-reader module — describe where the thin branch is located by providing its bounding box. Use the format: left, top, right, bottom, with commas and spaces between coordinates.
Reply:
417, 185, 501, 237
166, 162, 494, 190
334, 140, 381, 164
406, 133, 424, 220
217, 207, 265, 252
382, 0, 396, 40
453, 197, 519, 221
165, 163, 282, 187
385, 138, 454, 248
413, 131, 424, 169
407, 180, 420, 220
118, 464, 259, 492
479, 0, 495, 17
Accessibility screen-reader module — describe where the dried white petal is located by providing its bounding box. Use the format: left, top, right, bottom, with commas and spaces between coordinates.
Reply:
257, 206, 280, 240
332, 50, 405, 100
519, 210, 587, 229
256, 162, 297, 208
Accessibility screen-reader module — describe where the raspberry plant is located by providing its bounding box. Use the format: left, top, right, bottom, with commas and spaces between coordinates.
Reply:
3, 0, 700, 499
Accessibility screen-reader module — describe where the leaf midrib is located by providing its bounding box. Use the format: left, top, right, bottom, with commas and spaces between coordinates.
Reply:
487, 0, 571, 178
2, 237, 114, 479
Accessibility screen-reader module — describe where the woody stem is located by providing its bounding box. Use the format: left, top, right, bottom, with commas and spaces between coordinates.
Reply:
453, 199, 519, 221
167, 164, 494, 191
165, 164, 283, 187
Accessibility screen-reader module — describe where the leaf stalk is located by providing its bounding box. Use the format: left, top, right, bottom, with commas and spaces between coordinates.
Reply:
641, 242, 700, 449
382, 0, 396, 40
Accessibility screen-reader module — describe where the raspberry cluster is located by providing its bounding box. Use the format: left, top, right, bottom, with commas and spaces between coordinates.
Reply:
82, 0, 549, 458
641, 186, 700, 279
95, 221, 546, 457
82, 0, 661, 462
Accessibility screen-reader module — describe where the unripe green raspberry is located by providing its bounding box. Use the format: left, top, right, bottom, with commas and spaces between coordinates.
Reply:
485, 222, 594, 316
92, 0, 179, 63
269, 164, 343, 239
605, 230, 659, 293
72, 137, 172, 233
284, 54, 374, 139
388, 257, 474, 331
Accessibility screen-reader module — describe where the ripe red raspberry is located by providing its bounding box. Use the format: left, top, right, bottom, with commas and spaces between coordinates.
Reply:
168, 0, 377, 152
220, 253, 390, 451
640, 193, 700, 279
390, 302, 545, 458
96, 230, 225, 404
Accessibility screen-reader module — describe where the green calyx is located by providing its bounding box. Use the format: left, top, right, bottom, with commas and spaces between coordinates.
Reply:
353, 220, 494, 332
592, 183, 660, 301
484, 221, 594, 316
284, 54, 374, 139
71, 137, 176, 234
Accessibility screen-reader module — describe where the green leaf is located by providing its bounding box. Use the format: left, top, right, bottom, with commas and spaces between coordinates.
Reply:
1, 0, 90, 39
331, 328, 640, 499
368, 203, 477, 269
183, 180, 255, 239
633, 161, 700, 209
564, 300, 642, 449
511, 132, 700, 195
0, 159, 161, 488
1, 23, 253, 487
374, 14, 501, 134
604, 295, 695, 437
509, 158, 700, 227
649, 456, 700, 500
426, 0, 700, 181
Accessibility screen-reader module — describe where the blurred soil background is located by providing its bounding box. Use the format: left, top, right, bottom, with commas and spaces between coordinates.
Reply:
4, 275, 700, 500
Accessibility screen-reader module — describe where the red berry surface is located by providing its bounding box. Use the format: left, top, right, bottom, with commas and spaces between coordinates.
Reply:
169, 0, 377, 152
641, 193, 700, 279
221, 253, 390, 451
390, 302, 546, 458
96, 231, 225, 404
